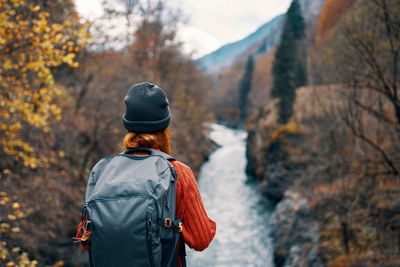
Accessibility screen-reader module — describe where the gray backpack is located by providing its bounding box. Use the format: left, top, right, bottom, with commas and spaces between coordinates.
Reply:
81, 148, 185, 267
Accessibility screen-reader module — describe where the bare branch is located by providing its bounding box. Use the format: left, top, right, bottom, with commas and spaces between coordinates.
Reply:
343, 113, 399, 176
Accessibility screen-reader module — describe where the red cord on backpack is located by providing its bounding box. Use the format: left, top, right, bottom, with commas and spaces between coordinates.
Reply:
74, 214, 91, 251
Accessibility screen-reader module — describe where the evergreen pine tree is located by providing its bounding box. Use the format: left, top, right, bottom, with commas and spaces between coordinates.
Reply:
286, 0, 305, 39
271, 0, 306, 124
239, 55, 254, 124
294, 58, 307, 88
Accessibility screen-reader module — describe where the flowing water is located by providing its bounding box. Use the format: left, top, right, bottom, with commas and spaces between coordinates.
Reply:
186, 124, 274, 267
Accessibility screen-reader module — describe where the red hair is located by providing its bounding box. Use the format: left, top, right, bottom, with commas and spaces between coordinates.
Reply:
123, 128, 171, 155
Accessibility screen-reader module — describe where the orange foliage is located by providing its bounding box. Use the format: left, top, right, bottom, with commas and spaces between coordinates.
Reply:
318, 0, 357, 39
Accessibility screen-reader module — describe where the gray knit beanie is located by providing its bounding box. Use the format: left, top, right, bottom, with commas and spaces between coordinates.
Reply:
122, 82, 171, 133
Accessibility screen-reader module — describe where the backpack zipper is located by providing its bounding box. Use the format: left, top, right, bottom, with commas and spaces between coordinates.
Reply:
86, 194, 159, 218
86, 194, 157, 206
81, 204, 88, 221
147, 218, 155, 267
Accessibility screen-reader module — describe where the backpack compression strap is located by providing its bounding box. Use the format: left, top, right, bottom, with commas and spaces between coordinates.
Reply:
155, 217, 184, 267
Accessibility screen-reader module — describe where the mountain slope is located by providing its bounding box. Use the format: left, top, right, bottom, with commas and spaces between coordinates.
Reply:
196, 14, 284, 74
195, 0, 326, 74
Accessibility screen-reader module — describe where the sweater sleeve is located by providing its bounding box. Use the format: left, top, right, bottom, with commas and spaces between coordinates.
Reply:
172, 161, 216, 251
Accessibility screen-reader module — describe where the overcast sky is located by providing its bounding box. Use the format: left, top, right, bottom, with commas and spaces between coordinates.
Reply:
74, 0, 292, 58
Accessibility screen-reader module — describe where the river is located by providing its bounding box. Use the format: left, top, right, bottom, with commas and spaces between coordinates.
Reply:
186, 124, 274, 267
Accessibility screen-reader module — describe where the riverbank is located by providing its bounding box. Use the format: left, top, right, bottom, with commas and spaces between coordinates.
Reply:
246, 86, 400, 266
246, 94, 322, 266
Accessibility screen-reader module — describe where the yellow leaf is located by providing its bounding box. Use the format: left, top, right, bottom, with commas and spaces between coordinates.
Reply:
55, 33, 63, 42
8, 214, 17, 221
11, 227, 20, 233
19, 252, 31, 266
15, 210, 24, 218
0, 223, 10, 233
71, 62, 79, 68
62, 53, 76, 64
51, 24, 63, 32
54, 260, 64, 266
49, 231, 56, 238
12, 202, 20, 209
11, 247, 20, 253
30, 5, 40, 12
4, 59, 12, 70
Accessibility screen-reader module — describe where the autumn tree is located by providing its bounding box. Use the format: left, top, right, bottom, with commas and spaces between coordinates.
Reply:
0, 0, 91, 265
126, 3, 213, 170
310, 0, 400, 263
318, 0, 357, 39
329, 0, 400, 172
246, 0, 400, 265
271, 0, 306, 124
0, 0, 214, 265
0, 0, 88, 169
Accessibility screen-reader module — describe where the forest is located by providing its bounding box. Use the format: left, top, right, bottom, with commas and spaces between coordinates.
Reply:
245, 0, 400, 265
0, 0, 399, 266
0, 0, 213, 265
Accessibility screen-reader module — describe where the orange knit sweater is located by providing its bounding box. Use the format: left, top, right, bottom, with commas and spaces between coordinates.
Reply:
172, 160, 216, 266
76, 160, 216, 266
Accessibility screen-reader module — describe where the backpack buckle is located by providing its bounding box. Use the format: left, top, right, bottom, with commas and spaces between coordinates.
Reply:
164, 218, 172, 228
175, 222, 183, 233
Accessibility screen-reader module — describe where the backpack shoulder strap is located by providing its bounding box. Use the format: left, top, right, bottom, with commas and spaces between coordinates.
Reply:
123, 147, 178, 180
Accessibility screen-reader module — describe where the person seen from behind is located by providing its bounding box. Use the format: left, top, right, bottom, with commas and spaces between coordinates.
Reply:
76, 82, 216, 267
